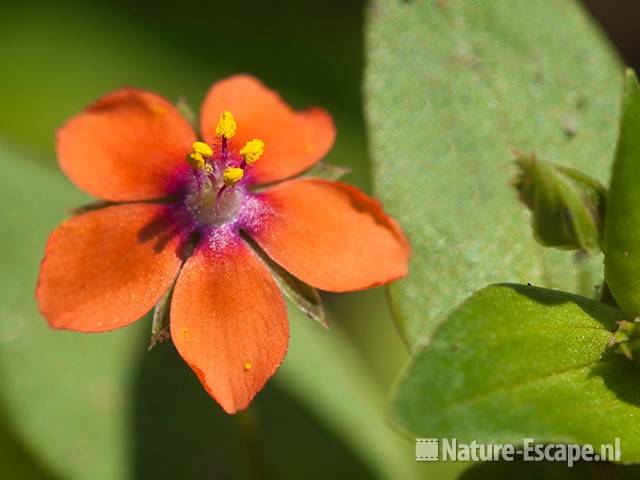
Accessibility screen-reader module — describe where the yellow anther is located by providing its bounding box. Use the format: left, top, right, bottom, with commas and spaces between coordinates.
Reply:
223, 167, 244, 187
244, 362, 252, 371
187, 152, 206, 170
192, 141, 213, 158
240, 139, 265, 164
216, 110, 237, 139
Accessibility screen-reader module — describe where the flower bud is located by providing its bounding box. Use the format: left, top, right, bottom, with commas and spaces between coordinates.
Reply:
513, 152, 606, 254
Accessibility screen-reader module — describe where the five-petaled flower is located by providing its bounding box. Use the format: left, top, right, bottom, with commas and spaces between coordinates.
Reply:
36, 75, 410, 413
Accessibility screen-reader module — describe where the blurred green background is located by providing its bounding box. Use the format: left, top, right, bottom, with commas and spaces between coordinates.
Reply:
0, 0, 638, 479
0, 1, 419, 479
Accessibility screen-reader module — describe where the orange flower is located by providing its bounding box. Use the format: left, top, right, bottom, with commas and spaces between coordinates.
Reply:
36, 75, 410, 413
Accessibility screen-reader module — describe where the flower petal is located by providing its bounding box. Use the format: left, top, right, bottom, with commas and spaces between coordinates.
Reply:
36, 204, 183, 332
57, 88, 196, 201
248, 179, 410, 292
171, 239, 289, 413
200, 75, 335, 185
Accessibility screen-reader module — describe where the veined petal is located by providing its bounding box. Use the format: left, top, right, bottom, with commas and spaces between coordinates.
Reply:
171, 239, 289, 413
200, 75, 335, 185
36, 204, 183, 332
248, 179, 410, 292
57, 88, 196, 201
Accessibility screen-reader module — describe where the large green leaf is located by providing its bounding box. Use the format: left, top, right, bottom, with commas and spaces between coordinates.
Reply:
365, 0, 622, 348
390, 284, 640, 461
0, 143, 419, 479
605, 70, 640, 318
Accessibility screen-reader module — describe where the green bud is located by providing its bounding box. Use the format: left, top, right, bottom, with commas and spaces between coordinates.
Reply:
609, 319, 640, 361
512, 152, 607, 254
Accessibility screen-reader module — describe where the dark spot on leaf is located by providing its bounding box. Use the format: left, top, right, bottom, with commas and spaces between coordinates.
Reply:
563, 118, 578, 139
532, 68, 545, 84
576, 95, 589, 111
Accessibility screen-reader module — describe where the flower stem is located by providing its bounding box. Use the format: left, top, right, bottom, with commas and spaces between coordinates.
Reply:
234, 406, 267, 479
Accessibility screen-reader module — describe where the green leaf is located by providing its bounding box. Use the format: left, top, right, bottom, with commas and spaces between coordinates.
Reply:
605, 70, 640, 319
390, 284, 640, 461
365, 0, 622, 348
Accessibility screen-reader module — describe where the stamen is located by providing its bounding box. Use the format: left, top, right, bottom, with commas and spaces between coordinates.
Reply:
216, 110, 237, 139
244, 362, 252, 371
192, 141, 213, 158
223, 167, 244, 187
187, 152, 206, 170
239, 139, 265, 164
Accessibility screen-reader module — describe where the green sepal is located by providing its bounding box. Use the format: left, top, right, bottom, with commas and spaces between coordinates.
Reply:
176, 96, 197, 130
301, 162, 351, 182
243, 235, 327, 328
148, 278, 176, 350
